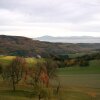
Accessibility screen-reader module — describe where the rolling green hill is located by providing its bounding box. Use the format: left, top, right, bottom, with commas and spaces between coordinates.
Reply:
0, 35, 100, 57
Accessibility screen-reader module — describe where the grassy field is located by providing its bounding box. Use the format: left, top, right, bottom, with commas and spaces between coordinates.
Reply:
57, 59, 100, 100
58, 60, 100, 75
0, 56, 44, 66
68, 53, 86, 58
0, 74, 100, 100
0, 56, 100, 100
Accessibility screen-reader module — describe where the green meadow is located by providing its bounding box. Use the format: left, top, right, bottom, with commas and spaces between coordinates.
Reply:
58, 60, 100, 75
0, 56, 100, 100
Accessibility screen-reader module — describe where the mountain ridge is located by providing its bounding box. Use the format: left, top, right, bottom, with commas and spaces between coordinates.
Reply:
35, 35, 100, 43
0, 35, 100, 57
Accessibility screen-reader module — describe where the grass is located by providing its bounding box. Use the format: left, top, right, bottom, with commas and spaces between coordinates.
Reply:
68, 53, 86, 58
0, 56, 13, 65
68, 52, 98, 58
58, 60, 100, 75
59, 74, 100, 88
59, 89, 100, 100
0, 56, 45, 67
56, 59, 100, 100
0, 96, 31, 100
58, 74, 100, 100
0, 56, 100, 100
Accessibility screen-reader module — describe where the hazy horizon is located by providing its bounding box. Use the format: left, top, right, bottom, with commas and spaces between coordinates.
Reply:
0, 0, 100, 38
0, 34, 100, 38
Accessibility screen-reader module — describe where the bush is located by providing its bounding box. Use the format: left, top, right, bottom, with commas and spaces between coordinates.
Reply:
79, 60, 89, 67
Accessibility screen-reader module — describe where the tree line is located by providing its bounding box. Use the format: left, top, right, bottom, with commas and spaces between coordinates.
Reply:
50, 52, 100, 68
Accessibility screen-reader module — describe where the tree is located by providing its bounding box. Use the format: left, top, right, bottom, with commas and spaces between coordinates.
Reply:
44, 59, 58, 79
79, 60, 89, 67
64, 59, 78, 67
51, 54, 69, 61
25, 59, 59, 100
3, 57, 27, 91
0, 62, 3, 74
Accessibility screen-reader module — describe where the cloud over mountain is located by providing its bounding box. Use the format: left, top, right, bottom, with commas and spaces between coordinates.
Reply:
0, 0, 100, 37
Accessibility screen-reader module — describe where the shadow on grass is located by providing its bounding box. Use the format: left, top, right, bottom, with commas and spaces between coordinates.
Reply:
0, 90, 36, 98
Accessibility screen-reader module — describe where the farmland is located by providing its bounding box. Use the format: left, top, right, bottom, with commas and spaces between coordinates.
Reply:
0, 74, 100, 100
0, 56, 100, 100
58, 60, 100, 75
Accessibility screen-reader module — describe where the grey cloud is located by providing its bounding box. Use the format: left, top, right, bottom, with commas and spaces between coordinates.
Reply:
0, 0, 100, 32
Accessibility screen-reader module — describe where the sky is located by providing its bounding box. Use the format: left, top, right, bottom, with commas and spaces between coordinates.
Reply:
0, 0, 100, 38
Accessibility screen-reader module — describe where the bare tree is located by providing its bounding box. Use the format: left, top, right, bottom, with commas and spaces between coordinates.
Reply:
25, 59, 59, 100
3, 56, 27, 91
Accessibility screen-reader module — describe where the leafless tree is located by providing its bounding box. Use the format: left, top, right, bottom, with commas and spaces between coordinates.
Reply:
3, 57, 27, 91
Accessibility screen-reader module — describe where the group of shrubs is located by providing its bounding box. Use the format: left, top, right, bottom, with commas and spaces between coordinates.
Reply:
50, 52, 100, 68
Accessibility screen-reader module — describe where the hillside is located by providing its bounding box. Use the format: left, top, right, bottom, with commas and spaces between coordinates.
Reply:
0, 35, 100, 57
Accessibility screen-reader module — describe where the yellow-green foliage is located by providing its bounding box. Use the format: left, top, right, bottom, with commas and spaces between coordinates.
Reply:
0, 56, 15, 66
0, 56, 15, 60
0, 56, 45, 67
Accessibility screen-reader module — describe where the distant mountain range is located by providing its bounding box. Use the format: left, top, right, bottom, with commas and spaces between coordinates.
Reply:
35, 35, 100, 43
0, 35, 100, 57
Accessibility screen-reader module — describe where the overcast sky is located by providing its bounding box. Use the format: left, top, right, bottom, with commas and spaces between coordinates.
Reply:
0, 0, 100, 37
